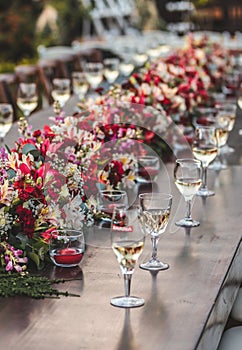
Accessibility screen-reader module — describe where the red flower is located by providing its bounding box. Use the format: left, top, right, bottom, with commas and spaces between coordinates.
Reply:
16, 205, 35, 238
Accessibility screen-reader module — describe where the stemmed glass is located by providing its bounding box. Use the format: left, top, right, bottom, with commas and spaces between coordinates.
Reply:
103, 58, 120, 84
72, 71, 89, 100
138, 192, 172, 271
16, 82, 38, 120
51, 78, 71, 111
192, 126, 218, 197
110, 205, 145, 308
209, 114, 230, 171
83, 62, 103, 92
0, 103, 13, 146
216, 103, 237, 154
174, 158, 202, 227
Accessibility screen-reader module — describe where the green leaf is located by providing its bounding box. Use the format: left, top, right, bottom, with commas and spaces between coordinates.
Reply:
22, 143, 38, 154
28, 252, 40, 268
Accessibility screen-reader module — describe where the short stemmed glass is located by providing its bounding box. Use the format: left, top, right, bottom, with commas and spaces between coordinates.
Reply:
51, 78, 71, 111
110, 206, 145, 308
174, 158, 202, 227
0, 103, 13, 146
138, 192, 172, 271
192, 126, 218, 197
17, 82, 38, 120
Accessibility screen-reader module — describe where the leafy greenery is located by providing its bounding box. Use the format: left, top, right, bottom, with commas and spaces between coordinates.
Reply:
0, 273, 81, 299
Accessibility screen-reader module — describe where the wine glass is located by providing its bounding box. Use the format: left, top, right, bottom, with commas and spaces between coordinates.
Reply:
110, 205, 145, 308
138, 192, 172, 271
215, 103, 237, 154
72, 71, 89, 100
192, 125, 218, 197
97, 189, 128, 226
209, 114, 230, 171
17, 82, 38, 119
174, 158, 202, 227
83, 62, 103, 91
0, 103, 13, 146
51, 78, 71, 110
103, 58, 120, 84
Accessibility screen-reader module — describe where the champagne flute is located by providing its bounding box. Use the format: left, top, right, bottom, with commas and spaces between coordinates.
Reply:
138, 192, 172, 271
103, 58, 120, 84
51, 78, 71, 111
111, 206, 145, 308
192, 126, 218, 197
174, 158, 202, 227
0, 103, 13, 146
16, 82, 38, 119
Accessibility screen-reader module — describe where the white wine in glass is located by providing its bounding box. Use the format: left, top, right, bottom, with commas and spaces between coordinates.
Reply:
111, 206, 145, 308
192, 125, 218, 197
0, 103, 13, 145
17, 83, 38, 119
174, 158, 202, 227
83, 62, 103, 90
103, 58, 120, 84
51, 78, 71, 109
139, 192, 172, 271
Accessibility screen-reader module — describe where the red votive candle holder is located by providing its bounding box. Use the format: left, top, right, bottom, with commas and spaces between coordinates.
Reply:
49, 229, 85, 267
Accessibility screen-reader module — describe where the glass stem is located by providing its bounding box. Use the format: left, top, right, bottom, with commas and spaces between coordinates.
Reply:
185, 199, 192, 221
151, 236, 158, 261
124, 274, 132, 297
201, 166, 207, 190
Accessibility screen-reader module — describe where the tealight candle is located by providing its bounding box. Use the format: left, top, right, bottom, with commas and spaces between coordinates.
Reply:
49, 229, 85, 267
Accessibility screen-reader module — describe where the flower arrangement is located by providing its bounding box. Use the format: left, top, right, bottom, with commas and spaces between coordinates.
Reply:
0, 33, 234, 276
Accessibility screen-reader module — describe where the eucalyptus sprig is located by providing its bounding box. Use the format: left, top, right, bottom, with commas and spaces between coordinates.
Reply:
0, 273, 81, 299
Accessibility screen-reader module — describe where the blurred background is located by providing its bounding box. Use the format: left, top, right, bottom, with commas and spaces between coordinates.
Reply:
0, 0, 242, 71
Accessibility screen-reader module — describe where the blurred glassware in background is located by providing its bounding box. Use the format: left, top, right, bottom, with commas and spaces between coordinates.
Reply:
17, 82, 38, 120
0, 103, 13, 146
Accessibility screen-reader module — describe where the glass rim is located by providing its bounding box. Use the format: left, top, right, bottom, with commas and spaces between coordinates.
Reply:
139, 192, 172, 200
175, 158, 201, 165
51, 228, 84, 237
99, 189, 127, 195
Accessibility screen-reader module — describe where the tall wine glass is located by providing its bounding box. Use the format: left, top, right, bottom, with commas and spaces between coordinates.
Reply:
192, 126, 218, 197
138, 192, 172, 271
17, 82, 38, 119
174, 158, 202, 227
51, 78, 71, 111
0, 103, 13, 146
110, 206, 145, 308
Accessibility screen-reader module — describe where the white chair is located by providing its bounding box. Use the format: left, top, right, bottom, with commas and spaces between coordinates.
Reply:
217, 326, 242, 350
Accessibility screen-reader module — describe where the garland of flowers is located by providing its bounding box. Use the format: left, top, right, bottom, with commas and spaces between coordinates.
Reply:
0, 33, 236, 277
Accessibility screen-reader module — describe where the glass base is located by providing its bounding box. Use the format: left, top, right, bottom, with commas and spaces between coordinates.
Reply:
110, 296, 144, 308
196, 188, 215, 197
175, 218, 200, 227
140, 259, 169, 271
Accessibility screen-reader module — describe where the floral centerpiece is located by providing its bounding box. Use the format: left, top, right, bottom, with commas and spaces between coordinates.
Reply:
0, 34, 234, 276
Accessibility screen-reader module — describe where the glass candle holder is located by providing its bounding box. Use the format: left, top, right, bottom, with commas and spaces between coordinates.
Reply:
49, 229, 85, 267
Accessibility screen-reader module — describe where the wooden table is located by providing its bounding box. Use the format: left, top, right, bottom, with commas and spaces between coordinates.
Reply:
1, 99, 242, 350
0, 161, 241, 350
